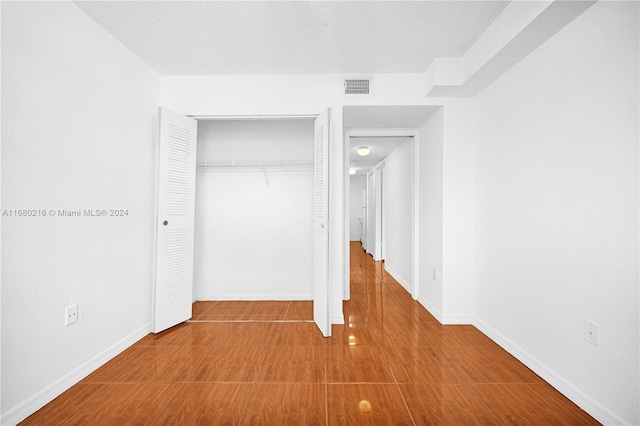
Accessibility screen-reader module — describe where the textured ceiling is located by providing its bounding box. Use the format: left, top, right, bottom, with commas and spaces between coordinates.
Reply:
73, 1, 509, 76
345, 105, 440, 174
349, 136, 409, 174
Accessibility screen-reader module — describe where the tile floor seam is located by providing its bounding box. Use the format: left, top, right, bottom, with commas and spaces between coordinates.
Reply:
188, 319, 314, 323
236, 326, 273, 426
199, 301, 218, 317
282, 300, 292, 320
324, 358, 329, 426
236, 382, 258, 426
237, 304, 252, 320
254, 331, 275, 382
325, 381, 404, 385
388, 365, 417, 426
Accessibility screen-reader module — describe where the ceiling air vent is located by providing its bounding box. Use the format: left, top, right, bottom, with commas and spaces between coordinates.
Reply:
344, 79, 370, 95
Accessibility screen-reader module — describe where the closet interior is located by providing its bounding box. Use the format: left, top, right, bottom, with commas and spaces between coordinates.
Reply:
193, 118, 315, 302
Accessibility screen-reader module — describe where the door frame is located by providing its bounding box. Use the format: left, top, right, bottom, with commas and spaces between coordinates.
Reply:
365, 169, 375, 256
365, 163, 384, 261
184, 112, 329, 323
343, 128, 420, 301
377, 162, 385, 261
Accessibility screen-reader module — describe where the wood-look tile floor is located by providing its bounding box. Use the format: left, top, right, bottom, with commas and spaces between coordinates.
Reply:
22, 242, 599, 425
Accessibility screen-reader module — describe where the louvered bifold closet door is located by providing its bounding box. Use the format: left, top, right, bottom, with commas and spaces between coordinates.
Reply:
313, 109, 331, 337
153, 107, 197, 333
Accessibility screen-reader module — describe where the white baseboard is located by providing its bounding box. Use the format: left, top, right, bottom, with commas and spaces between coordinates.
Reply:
196, 294, 313, 301
1, 322, 151, 426
417, 294, 443, 323
415, 295, 473, 325
473, 317, 627, 426
441, 315, 473, 325
384, 265, 411, 294
331, 313, 345, 325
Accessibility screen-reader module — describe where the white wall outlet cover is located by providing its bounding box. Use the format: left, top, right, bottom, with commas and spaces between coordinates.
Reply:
65, 304, 78, 326
584, 320, 599, 346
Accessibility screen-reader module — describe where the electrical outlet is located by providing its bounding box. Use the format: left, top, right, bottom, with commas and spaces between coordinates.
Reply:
584, 320, 599, 346
65, 304, 78, 326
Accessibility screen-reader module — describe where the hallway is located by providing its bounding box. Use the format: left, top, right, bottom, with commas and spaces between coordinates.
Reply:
21, 242, 597, 425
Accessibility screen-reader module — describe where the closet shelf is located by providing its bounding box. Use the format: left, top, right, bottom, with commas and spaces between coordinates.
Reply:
197, 159, 313, 168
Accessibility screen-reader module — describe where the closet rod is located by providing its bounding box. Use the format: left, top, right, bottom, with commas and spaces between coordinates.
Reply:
197, 159, 313, 167
189, 114, 318, 121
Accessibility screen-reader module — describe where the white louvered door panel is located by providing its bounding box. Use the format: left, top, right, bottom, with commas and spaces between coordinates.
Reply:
153, 107, 197, 333
313, 109, 331, 337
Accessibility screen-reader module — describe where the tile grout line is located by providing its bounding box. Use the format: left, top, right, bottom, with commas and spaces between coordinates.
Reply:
189, 319, 314, 323
238, 303, 252, 321
282, 300, 292, 321
236, 326, 274, 426
198, 301, 218, 318
325, 351, 329, 426
388, 366, 417, 426
237, 381, 257, 426
378, 324, 417, 426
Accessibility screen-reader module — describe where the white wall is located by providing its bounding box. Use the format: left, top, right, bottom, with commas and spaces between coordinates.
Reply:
194, 120, 314, 300
1, 1, 160, 423
441, 101, 475, 324
382, 139, 414, 291
417, 108, 444, 319
162, 74, 428, 117
472, 2, 639, 424
197, 120, 314, 161
349, 175, 366, 241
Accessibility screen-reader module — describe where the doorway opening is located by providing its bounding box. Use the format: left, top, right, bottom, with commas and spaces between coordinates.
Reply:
342, 105, 441, 306
193, 119, 314, 301
191, 118, 315, 321
347, 133, 415, 300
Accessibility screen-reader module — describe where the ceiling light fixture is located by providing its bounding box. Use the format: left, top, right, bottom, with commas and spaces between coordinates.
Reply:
357, 146, 370, 156
349, 168, 357, 175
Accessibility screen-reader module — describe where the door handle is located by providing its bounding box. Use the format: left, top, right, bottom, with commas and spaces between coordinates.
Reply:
163, 220, 168, 226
